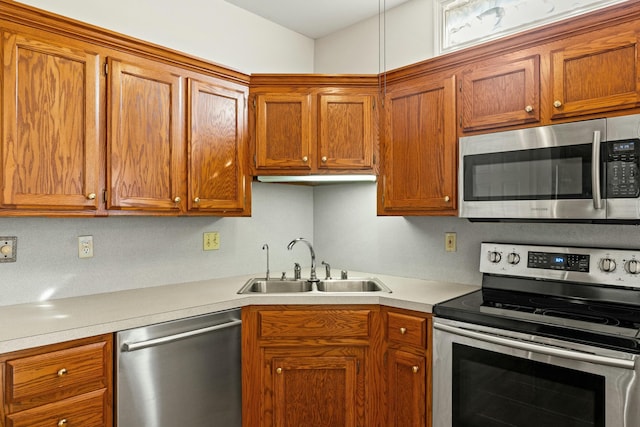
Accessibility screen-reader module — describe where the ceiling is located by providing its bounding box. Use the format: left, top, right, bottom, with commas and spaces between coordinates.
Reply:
224, 0, 410, 39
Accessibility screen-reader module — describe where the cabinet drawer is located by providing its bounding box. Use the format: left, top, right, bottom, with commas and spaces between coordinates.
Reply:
259, 309, 371, 338
6, 389, 106, 427
387, 312, 427, 348
6, 342, 107, 404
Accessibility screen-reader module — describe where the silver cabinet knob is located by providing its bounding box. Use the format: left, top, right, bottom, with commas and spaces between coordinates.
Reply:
276, 367, 283, 374
444, 196, 450, 202
174, 197, 181, 203
58, 419, 67, 427
412, 366, 419, 373
87, 193, 96, 200
524, 105, 533, 113
553, 100, 562, 108
321, 156, 327, 163
400, 327, 407, 335
57, 368, 67, 377
302, 156, 308, 162
194, 197, 200, 203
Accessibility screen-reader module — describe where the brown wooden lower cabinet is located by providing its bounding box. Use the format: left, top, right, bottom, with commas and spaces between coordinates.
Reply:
384, 307, 432, 427
242, 304, 432, 427
0, 334, 113, 427
242, 305, 384, 427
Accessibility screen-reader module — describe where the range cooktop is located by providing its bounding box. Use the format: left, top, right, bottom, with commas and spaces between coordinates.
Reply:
434, 243, 640, 353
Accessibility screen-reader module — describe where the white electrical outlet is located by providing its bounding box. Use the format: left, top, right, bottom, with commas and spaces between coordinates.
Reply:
78, 235, 94, 258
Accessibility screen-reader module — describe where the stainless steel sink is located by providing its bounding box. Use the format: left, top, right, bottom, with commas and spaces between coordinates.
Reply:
237, 278, 312, 294
237, 277, 391, 294
316, 278, 391, 293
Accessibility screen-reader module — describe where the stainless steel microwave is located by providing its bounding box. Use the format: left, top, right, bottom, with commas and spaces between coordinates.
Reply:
459, 114, 640, 222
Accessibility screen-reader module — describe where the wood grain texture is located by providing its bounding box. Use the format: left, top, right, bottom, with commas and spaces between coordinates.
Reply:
6, 389, 106, 427
272, 354, 358, 427
1, 29, 100, 210
188, 78, 248, 213
259, 308, 371, 339
387, 349, 427, 427
107, 57, 185, 211
318, 94, 374, 169
379, 75, 457, 215
383, 307, 433, 427
242, 305, 379, 427
388, 311, 427, 348
461, 55, 540, 131
551, 27, 640, 119
255, 93, 312, 170
0, 334, 112, 427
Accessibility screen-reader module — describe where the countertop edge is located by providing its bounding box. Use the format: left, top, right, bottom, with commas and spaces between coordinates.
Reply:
0, 272, 478, 353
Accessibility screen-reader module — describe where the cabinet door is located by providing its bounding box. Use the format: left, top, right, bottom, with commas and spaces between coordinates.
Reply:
106, 57, 185, 212
461, 55, 540, 131
254, 93, 312, 170
388, 349, 427, 427
265, 348, 364, 427
188, 78, 249, 213
318, 94, 374, 170
379, 75, 457, 215
550, 28, 640, 119
1, 30, 100, 210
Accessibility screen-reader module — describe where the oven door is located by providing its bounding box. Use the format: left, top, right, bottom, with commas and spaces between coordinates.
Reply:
433, 318, 640, 427
459, 118, 606, 220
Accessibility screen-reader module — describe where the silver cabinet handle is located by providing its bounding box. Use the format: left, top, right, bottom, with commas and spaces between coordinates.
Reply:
121, 319, 241, 352
434, 322, 635, 369
592, 130, 603, 210
524, 105, 533, 113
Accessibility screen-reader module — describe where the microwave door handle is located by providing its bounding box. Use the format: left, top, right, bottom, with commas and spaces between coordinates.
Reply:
592, 130, 603, 210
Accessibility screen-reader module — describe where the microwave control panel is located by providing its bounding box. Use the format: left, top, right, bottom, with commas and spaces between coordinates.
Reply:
606, 139, 639, 198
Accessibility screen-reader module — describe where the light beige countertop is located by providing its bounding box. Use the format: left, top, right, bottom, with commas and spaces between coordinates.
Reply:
0, 272, 478, 353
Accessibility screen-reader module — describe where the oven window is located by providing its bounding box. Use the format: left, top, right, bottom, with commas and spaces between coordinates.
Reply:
463, 144, 593, 201
452, 343, 604, 427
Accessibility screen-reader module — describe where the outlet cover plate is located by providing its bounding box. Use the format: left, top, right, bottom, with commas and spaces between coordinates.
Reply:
0, 236, 17, 263
203, 232, 220, 251
78, 235, 94, 258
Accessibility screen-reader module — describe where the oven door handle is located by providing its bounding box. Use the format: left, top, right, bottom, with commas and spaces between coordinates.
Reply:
592, 130, 603, 210
434, 322, 635, 370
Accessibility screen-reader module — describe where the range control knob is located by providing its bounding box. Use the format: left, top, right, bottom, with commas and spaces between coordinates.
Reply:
599, 258, 617, 272
625, 259, 640, 274
507, 252, 521, 265
488, 251, 502, 263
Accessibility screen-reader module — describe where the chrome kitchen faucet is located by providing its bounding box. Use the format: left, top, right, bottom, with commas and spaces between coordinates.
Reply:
287, 237, 318, 282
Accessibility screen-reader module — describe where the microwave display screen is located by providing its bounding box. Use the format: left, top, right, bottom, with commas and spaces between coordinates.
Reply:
613, 141, 635, 152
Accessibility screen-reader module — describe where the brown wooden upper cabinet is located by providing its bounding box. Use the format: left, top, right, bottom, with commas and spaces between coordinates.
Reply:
317, 94, 375, 170
0, 4, 251, 217
460, 54, 540, 132
254, 93, 313, 171
250, 76, 379, 176
549, 25, 640, 120
460, 22, 640, 132
187, 78, 250, 214
378, 74, 457, 215
1, 28, 101, 212
106, 57, 186, 213
107, 58, 250, 216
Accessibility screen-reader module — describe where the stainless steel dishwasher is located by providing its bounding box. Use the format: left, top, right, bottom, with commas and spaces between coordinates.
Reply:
116, 308, 241, 426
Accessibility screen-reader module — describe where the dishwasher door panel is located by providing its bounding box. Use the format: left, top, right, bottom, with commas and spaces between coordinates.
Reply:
116, 308, 241, 427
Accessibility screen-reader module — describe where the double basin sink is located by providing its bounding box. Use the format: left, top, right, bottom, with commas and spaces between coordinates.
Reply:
238, 277, 392, 294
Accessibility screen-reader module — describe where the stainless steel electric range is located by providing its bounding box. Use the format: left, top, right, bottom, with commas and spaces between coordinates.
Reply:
433, 242, 640, 427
